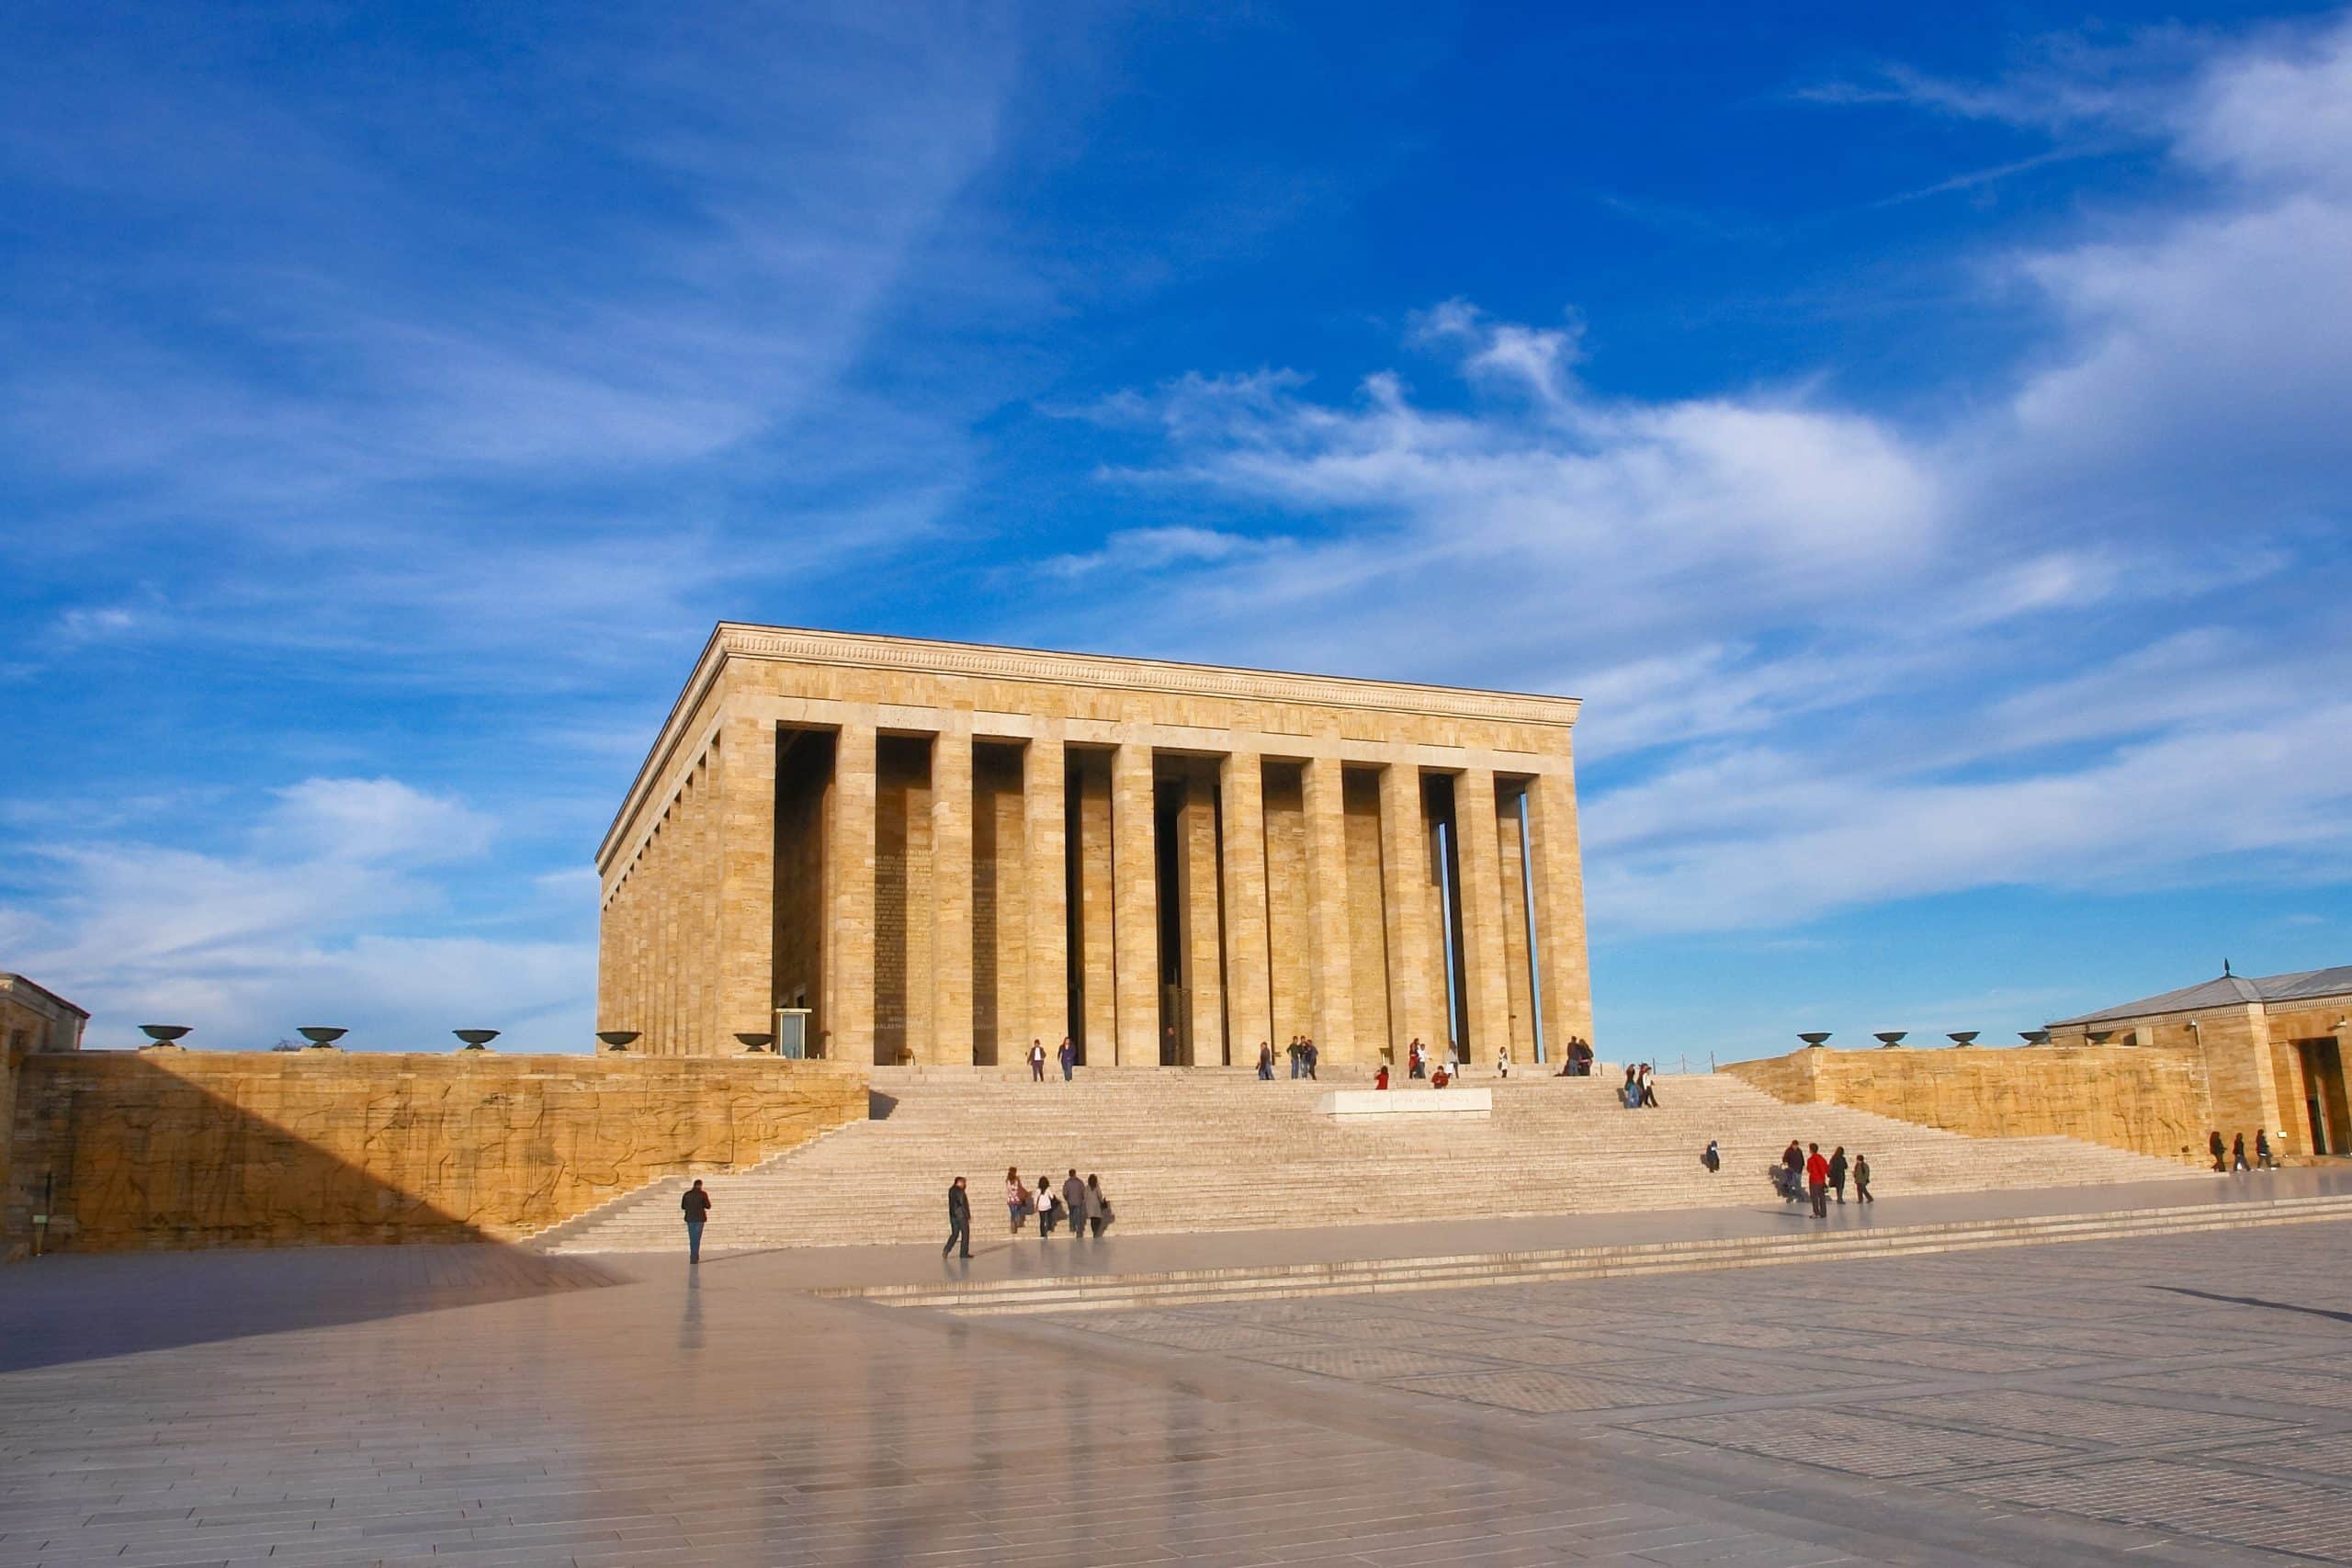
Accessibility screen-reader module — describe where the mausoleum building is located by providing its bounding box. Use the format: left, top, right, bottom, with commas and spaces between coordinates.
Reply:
595, 624, 1592, 1069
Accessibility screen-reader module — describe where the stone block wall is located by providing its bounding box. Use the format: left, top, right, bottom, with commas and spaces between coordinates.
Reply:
1724, 1045, 2211, 1161
5, 1051, 866, 1257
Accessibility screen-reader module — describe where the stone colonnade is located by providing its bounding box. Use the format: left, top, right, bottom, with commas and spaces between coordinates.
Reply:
597, 626, 1592, 1070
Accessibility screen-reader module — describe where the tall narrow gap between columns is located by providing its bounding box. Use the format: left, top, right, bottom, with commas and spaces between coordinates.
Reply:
1426, 773, 1470, 1058
1515, 784, 1547, 1066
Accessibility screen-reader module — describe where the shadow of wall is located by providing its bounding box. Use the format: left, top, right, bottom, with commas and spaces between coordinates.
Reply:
4, 1051, 867, 1256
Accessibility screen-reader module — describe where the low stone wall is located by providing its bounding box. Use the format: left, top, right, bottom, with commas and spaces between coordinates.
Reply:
4, 1051, 867, 1256
1724, 1045, 2210, 1163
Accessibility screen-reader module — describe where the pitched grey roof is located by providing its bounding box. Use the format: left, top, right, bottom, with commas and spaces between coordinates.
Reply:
2053, 965, 2352, 1026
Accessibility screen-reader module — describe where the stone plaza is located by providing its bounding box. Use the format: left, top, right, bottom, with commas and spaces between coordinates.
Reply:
8, 1179, 2352, 1565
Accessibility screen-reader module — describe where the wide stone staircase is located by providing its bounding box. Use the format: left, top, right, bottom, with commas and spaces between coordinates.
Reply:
532, 1067, 2201, 1256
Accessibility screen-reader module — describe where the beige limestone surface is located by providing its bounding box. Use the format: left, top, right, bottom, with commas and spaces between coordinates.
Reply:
595, 625, 1591, 1073
4, 1051, 865, 1255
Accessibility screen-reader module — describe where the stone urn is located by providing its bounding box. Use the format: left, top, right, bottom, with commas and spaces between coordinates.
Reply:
453, 1030, 500, 1052
138, 1025, 192, 1051
298, 1027, 347, 1051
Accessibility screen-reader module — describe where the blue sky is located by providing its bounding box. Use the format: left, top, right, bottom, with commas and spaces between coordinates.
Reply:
4, 2, 2348, 1058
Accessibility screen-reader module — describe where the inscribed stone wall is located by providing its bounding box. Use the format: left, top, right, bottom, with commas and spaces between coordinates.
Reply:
1723, 1045, 2210, 1162
4, 1053, 867, 1256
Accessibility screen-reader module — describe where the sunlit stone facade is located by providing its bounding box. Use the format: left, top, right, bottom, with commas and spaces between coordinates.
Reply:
596, 625, 1591, 1068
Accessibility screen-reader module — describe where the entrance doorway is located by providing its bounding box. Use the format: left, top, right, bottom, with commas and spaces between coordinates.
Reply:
2296, 1039, 2351, 1155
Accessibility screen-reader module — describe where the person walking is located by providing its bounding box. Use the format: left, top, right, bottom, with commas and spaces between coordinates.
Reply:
2210, 1130, 2226, 1172
2232, 1133, 2250, 1173
1853, 1153, 1873, 1203
1303, 1039, 1318, 1079
1638, 1065, 1660, 1108
1805, 1143, 1830, 1219
1702, 1139, 1720, 1174
1057, 1036, 1076, 1081
681, 1179, 713, 1264
1035, 1175, 1060, 1236
944, 1177, 972, 1258
1827, 1146, 1849, 1204
1063, 1169, 1087, 1239
2256, 1129, 2275, 1169
1257, 1040, 1274, 1080
1085, 1173, 1114, 1236
1006, 1166, 1028, 1233
1029, 1040, 1047, 1083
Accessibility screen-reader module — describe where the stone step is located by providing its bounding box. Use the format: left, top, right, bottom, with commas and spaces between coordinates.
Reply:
534, 1069, 2202, 1255
816, 1193, 2352, 1314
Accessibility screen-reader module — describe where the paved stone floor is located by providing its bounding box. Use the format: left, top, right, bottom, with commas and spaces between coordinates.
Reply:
6, 1216, 2352, 1565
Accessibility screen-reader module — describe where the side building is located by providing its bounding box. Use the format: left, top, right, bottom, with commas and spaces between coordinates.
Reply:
595, 624, 1592, 1069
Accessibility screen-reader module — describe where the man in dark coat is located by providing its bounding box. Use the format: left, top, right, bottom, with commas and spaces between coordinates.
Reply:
2210, 1130, 2227, 1172
944, 1177, 971, 1258
1827, 1146, 1849, 1203
682, 1179, 712, 1263
1063, 1169, 1088, 1238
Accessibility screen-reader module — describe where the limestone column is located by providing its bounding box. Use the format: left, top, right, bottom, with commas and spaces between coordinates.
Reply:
1023, 725, 1070, 1053
1110, 739, 1160, 1066
1301, 753, 1357, 1062
1378, 761, 1442, 1063
1219, 749, 1273, 1068
1454, 767, 1513, 1062
828, 717, 879, 1065
1524, 764, 1595, 1053
716, 720, 778, 1053
1181, 761, 1225, 1064
930, 717, 975, 1065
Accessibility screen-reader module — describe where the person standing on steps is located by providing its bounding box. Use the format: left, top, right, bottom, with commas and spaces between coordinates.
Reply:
681, 1179, 712, 1264
1638, 1065, 1660, 1108
1781, 1139, 1804, 1200
1496, 1043, 1511, 1079
944, 1177, 972, 1258
1086, 1173, 1114, 1236
1702, 1139, 1720, 1174
1057, 1036, 1076, 1081
1827, 1146, 1849, 1204
1303, 1038, 1318, 1079
1853, 1152, 1873, 1203
2210, 1130, 2226, 1172
1063, 1169, 1087, 1239
1029, 1040, 1047, 1083
1257, 1040, 1274, 1080
1006, 1166, 1028, 1233
1805, 1143, 1830, 1218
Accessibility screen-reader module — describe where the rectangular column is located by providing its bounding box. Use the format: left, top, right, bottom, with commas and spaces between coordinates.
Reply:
1523, 767, 1594, 1052
1454, 767, 1513, 1060
1378, 761, 1442, 1063
1220, 750, 1272, 1068
1181, 760, 1224, 1065
1076, 753, 1117, 1061
1023, 725, 1069, 1053
1301, 753, 1357, 1062
827, 717, 878, 1065
1110, 739, 1160, 1066
930, 718, 974, 1066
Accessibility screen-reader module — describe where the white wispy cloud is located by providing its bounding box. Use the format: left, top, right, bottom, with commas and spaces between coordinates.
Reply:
1035, 16, 2352, 938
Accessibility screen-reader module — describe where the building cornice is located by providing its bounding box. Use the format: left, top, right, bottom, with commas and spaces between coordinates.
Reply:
599, 623, 1581, 870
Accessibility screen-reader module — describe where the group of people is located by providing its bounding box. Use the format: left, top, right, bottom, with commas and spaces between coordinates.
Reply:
1027, 1037, 1080, 1082
1620, 1063, 1662, 1109
942, 1167, 1117, 1258
1770, 1140, 1871, 1216
1262, 1037, 1320, 1078
1549, 1036, 1596, 1076
2210, 1129, 2281, 1171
